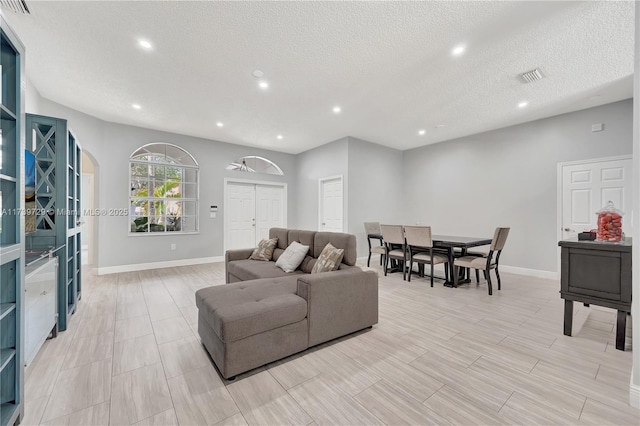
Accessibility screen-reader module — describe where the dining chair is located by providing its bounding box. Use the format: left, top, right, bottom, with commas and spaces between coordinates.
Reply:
364, 222, 385, 267
404, 225, 449, 287
380, 224, 407, 280
453, 227, 510, 295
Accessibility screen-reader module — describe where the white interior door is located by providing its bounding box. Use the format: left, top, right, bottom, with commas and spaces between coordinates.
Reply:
256, 185, 284, 244
319, 176, 343, 232
227, 183, 256, 250
561, 157, 633, 240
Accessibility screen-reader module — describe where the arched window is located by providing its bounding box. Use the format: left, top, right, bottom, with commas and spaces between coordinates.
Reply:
129, 143, 199, 234
226, 155, 284, 176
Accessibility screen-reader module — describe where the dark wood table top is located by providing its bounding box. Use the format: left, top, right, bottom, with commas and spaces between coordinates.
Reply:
432, 235, 492, 248
558, 237, 632, 252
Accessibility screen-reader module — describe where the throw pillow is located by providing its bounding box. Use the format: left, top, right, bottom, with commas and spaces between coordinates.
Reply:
249, 238, 278, 261
275, 241, 309, 273
311, 243, 345, 274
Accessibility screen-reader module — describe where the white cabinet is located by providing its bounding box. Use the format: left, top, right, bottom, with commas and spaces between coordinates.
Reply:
25, 257, 58, 367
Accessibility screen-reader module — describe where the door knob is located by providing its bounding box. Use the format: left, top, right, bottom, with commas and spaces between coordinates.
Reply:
322, 222, 326, 225
563, 227, 574, 232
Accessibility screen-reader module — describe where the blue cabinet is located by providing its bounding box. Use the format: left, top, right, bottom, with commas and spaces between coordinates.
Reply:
26, 114, 82, 332
0, 13, 25, 426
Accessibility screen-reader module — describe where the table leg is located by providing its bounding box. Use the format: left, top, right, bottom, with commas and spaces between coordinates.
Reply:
563, 299, 573, 336
445, 248, 456, 287
616, 310, 627, 351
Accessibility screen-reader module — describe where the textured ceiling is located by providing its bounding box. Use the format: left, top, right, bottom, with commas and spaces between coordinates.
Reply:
4, 1, 635, 154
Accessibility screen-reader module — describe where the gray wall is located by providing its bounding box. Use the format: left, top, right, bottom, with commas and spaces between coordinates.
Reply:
293, 138, 349, 231
24, 76, 41, 115
631, 0, 639, 402
347, 137, 404, 257
403, 99, 633, 273
36, 97, 298, 270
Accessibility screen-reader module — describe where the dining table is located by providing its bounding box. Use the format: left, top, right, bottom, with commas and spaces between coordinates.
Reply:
431, 235, 493, 287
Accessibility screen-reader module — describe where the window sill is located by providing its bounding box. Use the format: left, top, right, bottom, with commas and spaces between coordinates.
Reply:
128, 231, 200, 237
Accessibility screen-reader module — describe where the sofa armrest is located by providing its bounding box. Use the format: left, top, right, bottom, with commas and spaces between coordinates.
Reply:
297, 269, 378, 347
225, 248, 255, 283
226, 248, 254, 263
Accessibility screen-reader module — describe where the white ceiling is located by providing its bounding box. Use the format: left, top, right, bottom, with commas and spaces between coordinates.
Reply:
4, 1, 635, 154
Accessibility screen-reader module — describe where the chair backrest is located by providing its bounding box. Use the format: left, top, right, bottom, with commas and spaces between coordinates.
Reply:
490, 227, 510, 251
364, 222, 381, 236
404, 225, 433, 248
380, 224, 404, 245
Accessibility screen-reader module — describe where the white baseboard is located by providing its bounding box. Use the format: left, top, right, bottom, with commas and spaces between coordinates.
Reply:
630, 371, 640, 408
96, 256, 224, 275
499, 265, 559, 280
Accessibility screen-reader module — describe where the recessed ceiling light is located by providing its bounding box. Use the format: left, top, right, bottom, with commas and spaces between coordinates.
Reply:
418, 129, 426, 136
132, 104, 142, 110
252, 70, 264, 78
452, 44, 466, 56
216, 122, 224, 127
258, 81, 269, 90
276, 134, 283, 140
138, 40, 152, 50
333, 106, 341, 114
518, 101, 529, 108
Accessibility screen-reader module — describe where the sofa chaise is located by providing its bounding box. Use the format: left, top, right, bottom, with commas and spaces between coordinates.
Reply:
195, 228, 378, 379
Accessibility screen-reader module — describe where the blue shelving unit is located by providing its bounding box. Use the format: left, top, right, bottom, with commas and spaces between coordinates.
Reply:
26, 114, 82, 332
0, 13, 25, 426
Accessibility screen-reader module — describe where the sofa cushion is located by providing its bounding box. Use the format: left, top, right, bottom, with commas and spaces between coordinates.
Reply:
275, 241, 310, 273
269, 228, 290, 250
312, 243, 345, 273
196, 279, 307, 343
287, 230, 315, 255
250, 238, 278, 261
314, 232, 357, 266
228, 259, 305, 281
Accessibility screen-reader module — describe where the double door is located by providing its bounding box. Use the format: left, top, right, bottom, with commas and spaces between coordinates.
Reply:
226, 182, 285, 250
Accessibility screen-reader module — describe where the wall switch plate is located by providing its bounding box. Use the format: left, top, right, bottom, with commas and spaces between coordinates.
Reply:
591, 123, 604, 132
170, 243, 176, 250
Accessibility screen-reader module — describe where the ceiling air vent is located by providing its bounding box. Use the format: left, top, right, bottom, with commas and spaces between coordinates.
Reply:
0, 0, 30, 14
520, 68, 544, 83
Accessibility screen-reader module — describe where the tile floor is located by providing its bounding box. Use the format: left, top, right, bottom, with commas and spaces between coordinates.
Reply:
21, 260, 638, 425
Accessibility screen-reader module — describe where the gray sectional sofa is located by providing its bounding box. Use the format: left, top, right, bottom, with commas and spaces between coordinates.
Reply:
195, 228, 378, 379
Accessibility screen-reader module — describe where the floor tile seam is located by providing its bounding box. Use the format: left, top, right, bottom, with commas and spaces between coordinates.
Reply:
496, 390, 516, 414
40, 400, 109, 426
30, 326, 79, 422
111, 359, 164, 379
577, 396, 588, 421
284, 370, 378, 426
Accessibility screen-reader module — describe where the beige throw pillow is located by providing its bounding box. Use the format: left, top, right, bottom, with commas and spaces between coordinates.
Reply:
311, 243, 345, 274
275, 241, 309, 273
249, 238, 278, 261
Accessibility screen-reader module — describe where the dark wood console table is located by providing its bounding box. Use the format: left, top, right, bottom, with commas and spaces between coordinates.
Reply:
558, 238, 631, 350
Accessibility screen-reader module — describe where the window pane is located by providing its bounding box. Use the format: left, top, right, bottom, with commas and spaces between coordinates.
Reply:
166, 165, 182, 181
181, 216, 197, 232
182, 183, 197, 199
184, 168, 197, 183
131, 163, 148, 178
131, 179, 149, 197
151, 165, 165, 180
183, 201, 197, 217
166, 200, 181, 217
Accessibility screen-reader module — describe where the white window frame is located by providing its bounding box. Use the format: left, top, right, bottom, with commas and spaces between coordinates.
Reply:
129, 143, 199, 236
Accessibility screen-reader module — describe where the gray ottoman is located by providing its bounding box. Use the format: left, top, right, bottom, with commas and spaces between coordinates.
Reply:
195, 277, 308, 379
